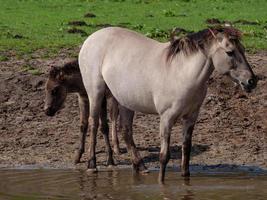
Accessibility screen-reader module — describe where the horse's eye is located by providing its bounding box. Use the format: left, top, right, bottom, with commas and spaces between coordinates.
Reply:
226, 51, 234, 57
52, 87, 59, 95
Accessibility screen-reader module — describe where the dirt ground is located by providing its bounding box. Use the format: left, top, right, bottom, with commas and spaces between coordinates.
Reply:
0, 49, 266, 172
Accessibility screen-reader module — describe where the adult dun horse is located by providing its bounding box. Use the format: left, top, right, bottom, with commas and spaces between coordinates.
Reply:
79, 26, 257, 183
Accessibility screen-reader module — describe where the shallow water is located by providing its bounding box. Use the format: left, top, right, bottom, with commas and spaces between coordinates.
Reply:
0, 169, 266, 200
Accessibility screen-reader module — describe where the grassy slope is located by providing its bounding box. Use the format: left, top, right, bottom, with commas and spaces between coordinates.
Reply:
0, 0, 266, 55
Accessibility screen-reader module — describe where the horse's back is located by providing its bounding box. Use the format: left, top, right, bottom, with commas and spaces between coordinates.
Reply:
79, 27, 161, 60
78, 27, 168, 114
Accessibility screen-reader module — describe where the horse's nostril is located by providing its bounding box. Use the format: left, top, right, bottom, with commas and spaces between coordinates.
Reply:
45, 109, 50, 115
248, 79, 255, 86
45, 108, 53, 116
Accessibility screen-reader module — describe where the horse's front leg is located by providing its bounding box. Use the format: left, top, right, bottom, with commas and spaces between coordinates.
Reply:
74, 95, 89, 164
158, 110, 177, 184
181, 111, 199, 177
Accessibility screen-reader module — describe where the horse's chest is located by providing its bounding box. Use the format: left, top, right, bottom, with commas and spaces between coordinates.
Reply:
179, 87, 207, 116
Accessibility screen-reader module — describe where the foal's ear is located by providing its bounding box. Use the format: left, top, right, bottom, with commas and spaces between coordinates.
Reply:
49, 66, 60, 79
49, 66, 65, 81
57, 70, 65, 82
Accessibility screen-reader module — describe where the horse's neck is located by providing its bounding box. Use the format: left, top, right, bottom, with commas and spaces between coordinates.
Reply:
65, 73, 87, 95
172, 51, 213, 89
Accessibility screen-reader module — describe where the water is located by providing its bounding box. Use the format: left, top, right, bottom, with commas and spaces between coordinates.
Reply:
0, 168, 266, 200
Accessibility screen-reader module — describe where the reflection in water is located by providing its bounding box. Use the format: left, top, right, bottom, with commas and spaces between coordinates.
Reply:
160, 178, 195, 200
0, 169, 266, 200
181, 190, 194, 200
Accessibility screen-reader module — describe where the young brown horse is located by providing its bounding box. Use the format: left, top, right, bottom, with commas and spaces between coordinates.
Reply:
44, 59, 120, 165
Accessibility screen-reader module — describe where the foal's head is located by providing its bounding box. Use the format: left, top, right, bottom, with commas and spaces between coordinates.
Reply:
208, 27, 257, 92
44, 59, 79, 116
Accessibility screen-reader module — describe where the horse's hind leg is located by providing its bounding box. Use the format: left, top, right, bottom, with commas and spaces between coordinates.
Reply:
119, 106, 147, 173
87, 83, 106, 172
100, 97, 115, 166
109, 97, 120, 155
74, 95, 89, 164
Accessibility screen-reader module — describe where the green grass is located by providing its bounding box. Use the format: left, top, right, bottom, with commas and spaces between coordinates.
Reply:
21, 65, 42, 75
0, 0, 266, 56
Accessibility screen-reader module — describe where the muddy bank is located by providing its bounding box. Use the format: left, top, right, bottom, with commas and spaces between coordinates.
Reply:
0, 50, 266, 171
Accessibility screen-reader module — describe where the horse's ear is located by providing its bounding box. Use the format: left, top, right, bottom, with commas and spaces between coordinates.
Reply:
216, 32, 225, 42
170, 28, 187, 43
49, 66, 65, 81
49, 66, 59, 79
170, 30, 179, 43
58, 70, 65, 82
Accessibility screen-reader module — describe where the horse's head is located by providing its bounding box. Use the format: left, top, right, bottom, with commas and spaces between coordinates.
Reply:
44, 66, 67, 116
209, 27, 257, 92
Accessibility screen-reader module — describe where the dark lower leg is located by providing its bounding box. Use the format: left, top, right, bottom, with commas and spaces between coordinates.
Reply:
112, 122, 120, 155
181, 141, 191, 177
100, 97, 115, 166
101, 124, 115, 166
74, 123, 88, 164
181, 125, 194, 177
158, 115, 173, 184
122, 127, 146, 172
87, 117, 98, 169
158, 133, 170, 183
159, 149, 170, 183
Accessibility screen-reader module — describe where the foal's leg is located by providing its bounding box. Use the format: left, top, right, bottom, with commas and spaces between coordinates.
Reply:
119, 106, 147, 173
74, 95, 89, 164
109, 97, 120, 155
181, 111, 199, 177
100, 97, 115, 166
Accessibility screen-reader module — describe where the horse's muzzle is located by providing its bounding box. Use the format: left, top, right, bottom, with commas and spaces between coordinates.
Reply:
241, 76, 257, 93
44, 107, 56, 116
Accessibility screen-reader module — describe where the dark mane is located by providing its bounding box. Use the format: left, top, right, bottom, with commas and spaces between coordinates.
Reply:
166, 26, 242, 61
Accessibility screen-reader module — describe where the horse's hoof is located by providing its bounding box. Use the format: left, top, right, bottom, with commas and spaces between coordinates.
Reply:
108, 164, 117, 168
74, 152, 83, 165
86, 168, 98, 173
138, 163, 149, 174
106, 158, 115, 166
181, 171, 190, 177
107, 165, 117, 171
74, 159, 80, 165
140, 169, 150, 174
113, 148, 121, 155
158, 175, 165, 185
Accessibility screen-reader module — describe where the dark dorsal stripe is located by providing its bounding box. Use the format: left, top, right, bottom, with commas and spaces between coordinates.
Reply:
48, 59, 80, 80
62, 59, 80, 75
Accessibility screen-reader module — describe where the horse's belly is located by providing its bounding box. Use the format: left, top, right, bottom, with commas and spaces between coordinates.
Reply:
118, 96, 157, 114
103, 72, 157, 114
110, 86, 157, 114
